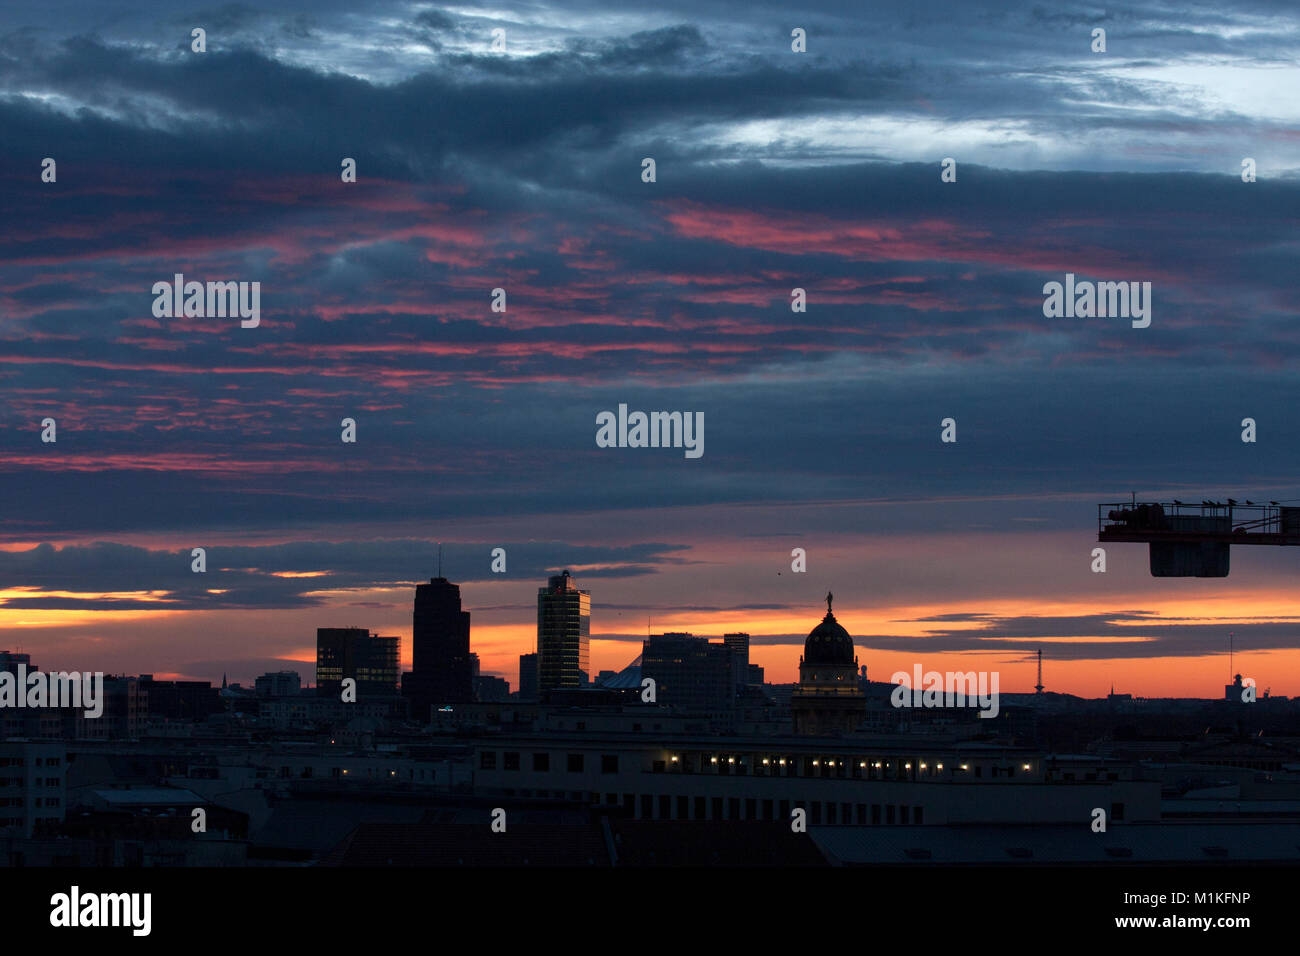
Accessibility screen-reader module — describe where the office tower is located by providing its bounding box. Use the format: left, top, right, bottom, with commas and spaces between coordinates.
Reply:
641, 633, 734, 712
355, 635, 400, 695
316, 628, 401, 699
537, 570, 590, 692
403, 577, 473, 721
723, 632, 750, 690
316, 627, 363, 696
518, 653, 539, 701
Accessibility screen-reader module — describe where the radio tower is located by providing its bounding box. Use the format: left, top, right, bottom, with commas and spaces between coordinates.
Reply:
1035, 648, 1044, 695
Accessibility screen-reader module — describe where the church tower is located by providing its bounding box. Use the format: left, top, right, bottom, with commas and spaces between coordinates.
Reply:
791, 593, 866, 735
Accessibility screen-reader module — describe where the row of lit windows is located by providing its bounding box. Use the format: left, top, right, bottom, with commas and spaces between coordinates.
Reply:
477, 749, 1051, 779
659, 754, 1035, 778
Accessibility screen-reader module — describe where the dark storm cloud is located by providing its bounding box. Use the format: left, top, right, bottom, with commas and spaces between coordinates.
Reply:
0, 0, 1295, 678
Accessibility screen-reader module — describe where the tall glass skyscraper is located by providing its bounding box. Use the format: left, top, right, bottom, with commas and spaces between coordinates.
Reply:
537, 570, 590, 692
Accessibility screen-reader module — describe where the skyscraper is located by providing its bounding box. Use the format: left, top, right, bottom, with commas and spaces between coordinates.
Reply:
518, 653, 539, 701
403, 576, 473, 720
723, 632, 750, 691
537, 570, 590, 692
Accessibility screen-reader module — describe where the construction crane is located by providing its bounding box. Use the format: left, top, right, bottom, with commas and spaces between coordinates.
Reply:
1098, 497, 1300, 576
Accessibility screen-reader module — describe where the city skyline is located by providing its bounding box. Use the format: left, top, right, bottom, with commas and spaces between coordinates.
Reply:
2, 561, 1289, 703
2, 0, 1300, 702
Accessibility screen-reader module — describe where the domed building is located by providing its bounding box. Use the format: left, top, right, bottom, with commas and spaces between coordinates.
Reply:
792, 593, 866, 735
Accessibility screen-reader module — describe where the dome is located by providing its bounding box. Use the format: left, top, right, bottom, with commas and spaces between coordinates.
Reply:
805, 594, 856, 667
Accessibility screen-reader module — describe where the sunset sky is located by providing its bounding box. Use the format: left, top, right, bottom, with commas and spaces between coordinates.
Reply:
1, 0, 1299, 698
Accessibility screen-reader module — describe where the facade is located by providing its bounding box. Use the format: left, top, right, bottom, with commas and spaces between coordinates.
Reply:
258, 695, 408, 728
641, 634, 734, 713
316, 627, 364, 696
0, 742, 66, 838
355, 635, 400, 696
792, 595, 866, 735
537, 571, 590, 692
468, 730, 1159, 827
316, 628, 401, 700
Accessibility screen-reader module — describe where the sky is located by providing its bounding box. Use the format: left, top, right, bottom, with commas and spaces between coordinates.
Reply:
1, 0, 1299, 698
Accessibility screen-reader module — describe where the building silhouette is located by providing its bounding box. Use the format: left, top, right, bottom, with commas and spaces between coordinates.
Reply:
642, 633, 734, 713
791, 594, 865, 734
724, 632, 750, 692
255, 671, 301, 697
537, 570, 590, 692
518, 653, 539, 701
402, 577, 473, 721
